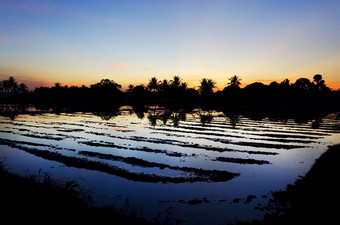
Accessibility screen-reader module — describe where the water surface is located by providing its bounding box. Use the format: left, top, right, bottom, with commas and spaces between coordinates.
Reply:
1, 105, 339, 224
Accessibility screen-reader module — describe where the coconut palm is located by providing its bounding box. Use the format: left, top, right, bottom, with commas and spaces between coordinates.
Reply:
0, 79, 9, 93
160, 79, 169, 92
147, 77, 160, 92
170, 76, 182, 89
0, 76, 18, 93
54, 82, 62, 88
8, 76, 18, 93
180, 82, 187, 90
227, 75, 241, 87
18, 83, 28, 94
199, 78, 216, 96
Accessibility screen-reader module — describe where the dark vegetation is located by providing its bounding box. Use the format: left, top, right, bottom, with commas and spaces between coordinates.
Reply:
0, 160, 151, 224
1, 74, 339, 107
235, 144, 340, 225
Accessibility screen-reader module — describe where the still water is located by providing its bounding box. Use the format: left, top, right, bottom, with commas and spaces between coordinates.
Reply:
0, 105, 339, 224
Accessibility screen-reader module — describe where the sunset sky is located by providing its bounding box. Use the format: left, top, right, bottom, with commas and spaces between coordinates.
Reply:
1, 0, 339, 90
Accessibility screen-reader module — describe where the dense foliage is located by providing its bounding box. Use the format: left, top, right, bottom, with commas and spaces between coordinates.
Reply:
0, 74, 339, 106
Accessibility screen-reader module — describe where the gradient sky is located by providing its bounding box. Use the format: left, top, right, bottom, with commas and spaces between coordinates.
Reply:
1, 0, 339, 90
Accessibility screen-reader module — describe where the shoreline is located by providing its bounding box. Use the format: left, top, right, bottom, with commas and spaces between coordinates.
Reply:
236, 143, 340, 224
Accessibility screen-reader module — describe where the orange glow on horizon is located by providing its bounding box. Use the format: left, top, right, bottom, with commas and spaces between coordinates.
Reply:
21, 78, 340, 91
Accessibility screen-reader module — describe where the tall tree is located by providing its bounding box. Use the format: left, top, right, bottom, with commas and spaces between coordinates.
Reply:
91, 79, 122, 90
313, 74, 326, 90
7, 76, 18, 93
0, 76, 18, 94
227, 75, 242, 87
180, 82, 187, 90
171, 76, 182, 89
147, 77, 160, 92
18, 83, 28, 94
0, 79, 9, 93
293, 78, 312, 90
160, 79, 169, 92
313, 74, 323, 84
199, 78, 216, 96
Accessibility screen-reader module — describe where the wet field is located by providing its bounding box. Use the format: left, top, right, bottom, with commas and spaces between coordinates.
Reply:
0, 105, 339, 224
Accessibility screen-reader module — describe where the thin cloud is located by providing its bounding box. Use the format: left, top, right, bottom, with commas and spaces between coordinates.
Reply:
108, 62, 130, 68
142, 67, 151, 71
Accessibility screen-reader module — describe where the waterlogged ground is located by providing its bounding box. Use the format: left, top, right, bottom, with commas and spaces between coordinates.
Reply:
0, 105, 339, 224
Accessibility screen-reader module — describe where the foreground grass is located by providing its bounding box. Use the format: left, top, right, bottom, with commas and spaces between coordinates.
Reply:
237, 143, 340, 225
0, 163, 151, 224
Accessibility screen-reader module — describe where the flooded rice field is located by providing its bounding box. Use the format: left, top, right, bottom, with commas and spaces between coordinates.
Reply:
1, 105, 340, 224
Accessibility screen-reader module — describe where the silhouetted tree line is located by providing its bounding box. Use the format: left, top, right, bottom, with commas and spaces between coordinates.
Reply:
0, 74, 339, 106
32, 79, 124, 107
0, 76, 29, 103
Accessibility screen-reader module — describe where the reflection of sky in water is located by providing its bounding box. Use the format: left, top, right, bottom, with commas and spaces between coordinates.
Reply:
0, 107, 339, 224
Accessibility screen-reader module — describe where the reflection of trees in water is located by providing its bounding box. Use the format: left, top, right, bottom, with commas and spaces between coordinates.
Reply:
222, 110, 241, 128
0, 104, 29, 120
197, 109, 214, 126
229, 115, 240, 128
2, 103, 340, 132
172, 110, 186, 127
93, 111, 120, 121
145, 108, 189, 126
311, 118, 323, 129
96, 107, 340, 131
131, 105, 148, 119
147, 110, 158, 126
94, 106, 121, 121
221, 108, 340, 130
159, 109, 172, 125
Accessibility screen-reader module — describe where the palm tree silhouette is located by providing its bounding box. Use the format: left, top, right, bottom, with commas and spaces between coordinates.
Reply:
0, 76, 19, 94
197, 109, 213, 125
160, 79, 169, 92
0, 79, 10, 93
227, 75, 241, 87
147, 77, 160, 92
18, 83, 28, 94
54, 82, 62, 89
171, 76, 182, 89
199, 78, 216, 96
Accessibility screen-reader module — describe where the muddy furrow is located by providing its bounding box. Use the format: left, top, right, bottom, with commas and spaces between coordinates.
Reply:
79, 140, 187, 157
174, 123, 326, 139
0, 139, 239, 183
82, 132, 279, 155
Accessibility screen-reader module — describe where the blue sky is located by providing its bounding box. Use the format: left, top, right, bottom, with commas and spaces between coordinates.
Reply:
1, 0, 339, 89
